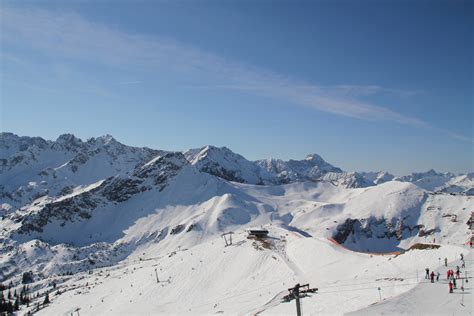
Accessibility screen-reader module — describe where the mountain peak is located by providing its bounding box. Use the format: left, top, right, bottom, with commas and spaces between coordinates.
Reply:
304, 153, 324, 163
202, 145, 232, 153
96, 134, 117, 145
184, 145, 273, 184
54, 133, 84, 150
56, 133, 82, 144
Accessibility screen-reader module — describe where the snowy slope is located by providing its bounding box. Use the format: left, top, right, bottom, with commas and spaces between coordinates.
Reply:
349, 253, 473, 315
26, 230, 470, 316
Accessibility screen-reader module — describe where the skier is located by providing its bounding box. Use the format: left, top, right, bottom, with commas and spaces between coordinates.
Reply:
449, 281, 453, 293
425, 268, 430, 279
460, 253, 464, 261
447, 270, 450, 280
453, 277, 457, 289
436, 272, 440, 282
430, 271, 435, 283
444, 257, 448, 267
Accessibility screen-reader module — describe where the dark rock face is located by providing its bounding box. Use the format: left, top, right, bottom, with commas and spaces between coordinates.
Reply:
68, 153, 90, 173
333, 218, 360, 244
58, 186, 74, 196
333, 217, 420, 246
100, 177, 144, 203
170, 224, 185, 235
134, 152, 186, 185
200, 162, 245, 183
17, 192, 98, 234
418, 227, 437, 237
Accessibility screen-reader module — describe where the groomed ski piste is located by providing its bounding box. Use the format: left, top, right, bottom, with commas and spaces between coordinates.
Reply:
32, 229, 471, 315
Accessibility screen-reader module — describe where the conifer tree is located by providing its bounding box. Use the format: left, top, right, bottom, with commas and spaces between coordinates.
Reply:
7, 301, 13, 313
43, 292, 50, 305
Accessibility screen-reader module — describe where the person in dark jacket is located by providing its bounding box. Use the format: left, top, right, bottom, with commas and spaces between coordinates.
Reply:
449, 281, 453, 293
430, 271, 435, 283
425, 268, 430, 279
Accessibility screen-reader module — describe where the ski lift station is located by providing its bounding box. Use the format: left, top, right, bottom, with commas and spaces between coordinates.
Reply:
247, 228, 269, 238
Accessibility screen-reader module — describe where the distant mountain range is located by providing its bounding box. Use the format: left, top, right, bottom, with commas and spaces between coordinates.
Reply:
1, 133, 472, 212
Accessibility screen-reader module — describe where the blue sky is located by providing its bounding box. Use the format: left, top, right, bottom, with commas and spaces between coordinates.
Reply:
1, 0, 472, 175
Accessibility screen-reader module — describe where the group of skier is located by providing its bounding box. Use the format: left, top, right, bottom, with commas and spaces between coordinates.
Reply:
425, 253, 467, 294
424, 268, 440, 283
447, 254, 466, 294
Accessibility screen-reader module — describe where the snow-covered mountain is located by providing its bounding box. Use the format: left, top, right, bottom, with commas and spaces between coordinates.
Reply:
184, 145, 275, 184
320, 171, 374, 188
256, 153, 343, 183
184, 146, 345, 185
394, 169, 474, 195
0, 132, 162, 211
360, 171, 395, 185
0, 132, 472, 315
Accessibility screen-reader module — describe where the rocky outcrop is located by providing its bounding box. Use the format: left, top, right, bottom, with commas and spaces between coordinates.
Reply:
333, 216, 420, 246
17, 192, 98, 234
257, 154, 342, 183
13, 152, 188, 235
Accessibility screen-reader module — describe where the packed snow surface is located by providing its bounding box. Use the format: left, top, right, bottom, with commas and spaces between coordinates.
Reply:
32, 231, 472, 315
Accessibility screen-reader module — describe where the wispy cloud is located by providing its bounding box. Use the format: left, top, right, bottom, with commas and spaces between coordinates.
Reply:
1, 6, 471, 143
116, 81, 141, 85
330, 85, 422, 99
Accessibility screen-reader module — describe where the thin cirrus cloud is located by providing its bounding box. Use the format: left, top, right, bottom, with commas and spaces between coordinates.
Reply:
115, 81, 142, 86
1, 6, 471, 143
